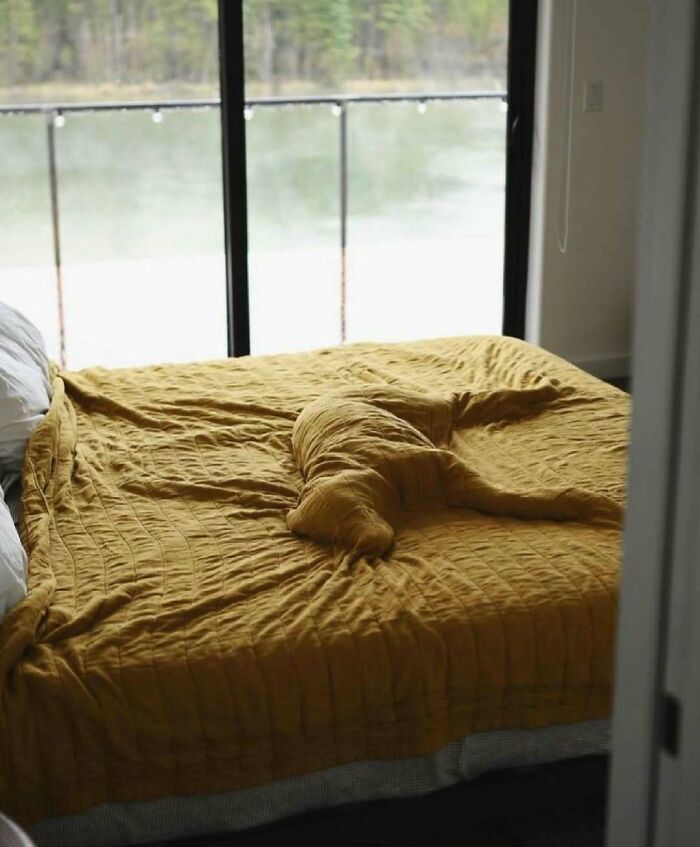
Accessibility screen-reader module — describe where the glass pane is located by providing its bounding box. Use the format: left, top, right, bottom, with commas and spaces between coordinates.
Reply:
0, 1, 226, 369
0, 114, 61, 360
247, 105, 342, 355
244, 2, 508, 96
346, 99, 506, 342
244, 1, 509, 354
56, 109, 227, 369
0, 3, 220, 104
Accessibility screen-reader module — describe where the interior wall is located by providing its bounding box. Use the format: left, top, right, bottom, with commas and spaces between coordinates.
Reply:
526, 0, 649, 378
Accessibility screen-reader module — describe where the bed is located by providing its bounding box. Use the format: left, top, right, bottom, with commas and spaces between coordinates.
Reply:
0, 334, 628, 846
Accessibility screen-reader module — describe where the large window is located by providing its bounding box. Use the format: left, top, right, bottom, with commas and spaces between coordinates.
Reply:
0, 1, 513, 368
0, 1, 228, 369
243, 1, 509, 354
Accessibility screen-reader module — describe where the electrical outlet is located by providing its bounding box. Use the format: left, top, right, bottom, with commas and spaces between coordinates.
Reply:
583, 80, 604, 112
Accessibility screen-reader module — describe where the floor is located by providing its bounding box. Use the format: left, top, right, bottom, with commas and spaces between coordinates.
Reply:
150, 756, 608, 847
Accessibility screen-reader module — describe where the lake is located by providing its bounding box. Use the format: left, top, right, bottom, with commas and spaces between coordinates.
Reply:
0, 99, 506, 368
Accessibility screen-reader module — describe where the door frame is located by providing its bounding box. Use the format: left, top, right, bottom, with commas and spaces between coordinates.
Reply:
606, 1, 700, 844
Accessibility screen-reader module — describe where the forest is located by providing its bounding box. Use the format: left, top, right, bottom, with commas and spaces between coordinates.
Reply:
0, 0, 508, 94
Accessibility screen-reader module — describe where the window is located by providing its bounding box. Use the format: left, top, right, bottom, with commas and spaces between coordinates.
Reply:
0, 1, 533, 367
0, 1, 228, 369
243, 0, 510, 354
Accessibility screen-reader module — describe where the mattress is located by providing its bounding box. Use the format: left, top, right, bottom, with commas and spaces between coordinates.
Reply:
30, 719, 610, 847
0, 336, 628, 835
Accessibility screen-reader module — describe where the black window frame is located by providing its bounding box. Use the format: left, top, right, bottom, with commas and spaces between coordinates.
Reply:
218, 0, 539, 355
503, 0, 539, 339
218, 0, 250, 357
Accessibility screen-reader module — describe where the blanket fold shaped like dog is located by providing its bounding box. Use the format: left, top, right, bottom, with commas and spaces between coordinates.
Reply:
287, 383, 623, 556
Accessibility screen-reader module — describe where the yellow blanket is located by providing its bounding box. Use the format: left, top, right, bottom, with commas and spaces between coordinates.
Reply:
287, 383, 623, 555
0, 337, 628, 824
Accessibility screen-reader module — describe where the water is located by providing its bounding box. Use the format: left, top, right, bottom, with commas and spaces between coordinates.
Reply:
0, 100, 506, 368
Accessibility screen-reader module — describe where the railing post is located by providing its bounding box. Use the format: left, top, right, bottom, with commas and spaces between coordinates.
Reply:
339, 102, 348, 344
46, 111, 67, 368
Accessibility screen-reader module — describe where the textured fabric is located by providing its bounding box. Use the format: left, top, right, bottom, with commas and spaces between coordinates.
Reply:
288, 384, 622, 555
0, 302, 51, 475
29, 719, 610, 847
0, 336, 628, 826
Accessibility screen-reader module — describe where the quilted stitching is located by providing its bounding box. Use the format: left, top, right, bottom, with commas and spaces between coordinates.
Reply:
286, 383, 621, 556
0, 336, 627, 824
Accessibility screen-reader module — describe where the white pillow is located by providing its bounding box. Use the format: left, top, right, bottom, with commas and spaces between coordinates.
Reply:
0, 302, 51, 475
1, 472, 22, 525
0, 480, 27, 619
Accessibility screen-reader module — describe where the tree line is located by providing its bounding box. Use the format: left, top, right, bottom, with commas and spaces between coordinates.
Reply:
0, 0, 507, 92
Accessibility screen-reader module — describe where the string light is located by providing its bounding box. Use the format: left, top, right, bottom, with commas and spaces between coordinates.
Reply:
152, 108, 163, 124
417, 100, 428, 114
499, 98, 508, 113
54, 111, 65, 128
243, 105, 254, 120
331, 102, 343, 117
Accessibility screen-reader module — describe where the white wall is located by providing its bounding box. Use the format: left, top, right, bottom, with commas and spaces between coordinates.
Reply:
526, 0, 649, 378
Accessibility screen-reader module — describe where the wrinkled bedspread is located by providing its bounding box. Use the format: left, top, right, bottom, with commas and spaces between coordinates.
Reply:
0, 337, 628, 824
287, 383, 623, 555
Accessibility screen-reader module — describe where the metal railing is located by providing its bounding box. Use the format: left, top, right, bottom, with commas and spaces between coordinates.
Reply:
0, 91, 506, 364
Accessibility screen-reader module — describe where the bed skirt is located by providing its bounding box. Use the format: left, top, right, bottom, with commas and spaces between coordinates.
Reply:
30, 719, 609, 847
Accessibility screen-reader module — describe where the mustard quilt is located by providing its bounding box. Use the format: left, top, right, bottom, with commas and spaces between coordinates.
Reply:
0, 336, 628, 824
287, 383, 622, 555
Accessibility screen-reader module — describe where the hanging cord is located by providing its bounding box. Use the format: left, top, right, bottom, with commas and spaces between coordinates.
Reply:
557, 0, 578, 254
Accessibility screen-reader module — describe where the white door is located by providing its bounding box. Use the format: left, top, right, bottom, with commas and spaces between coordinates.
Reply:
606, 1, 700, 845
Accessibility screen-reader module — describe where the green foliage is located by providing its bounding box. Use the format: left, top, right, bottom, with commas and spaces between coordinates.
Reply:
0, 0, 507, 91
0, 0, 39, 81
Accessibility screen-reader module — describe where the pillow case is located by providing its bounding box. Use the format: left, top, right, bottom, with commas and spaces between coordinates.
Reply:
0, 302, 51, 475
0, 480, 27, 619
1, 472, 22, 526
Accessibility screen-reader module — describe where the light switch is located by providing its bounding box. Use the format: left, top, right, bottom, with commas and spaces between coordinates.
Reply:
583, 80, 604, 112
